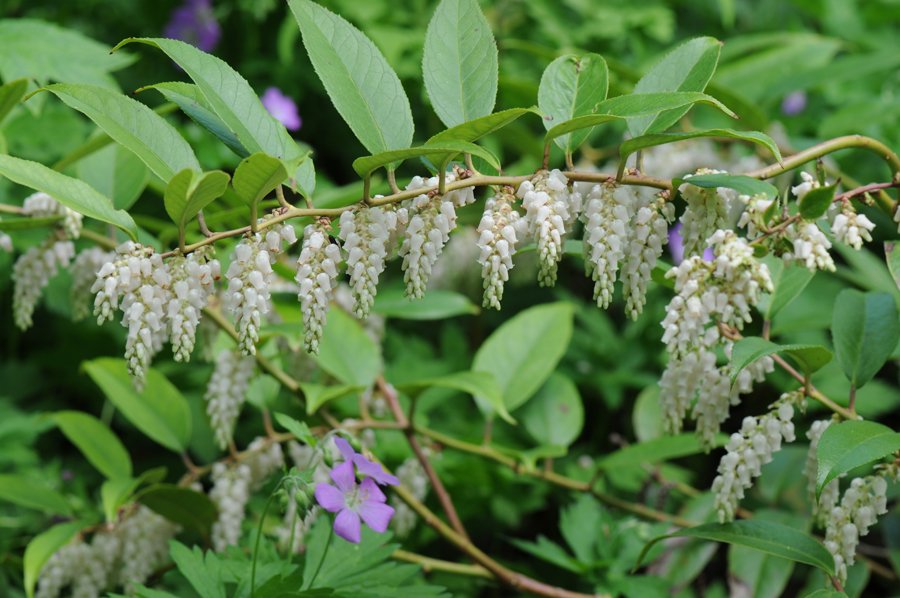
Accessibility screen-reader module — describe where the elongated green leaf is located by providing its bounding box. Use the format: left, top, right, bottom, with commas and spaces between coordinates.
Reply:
140, 81, 248, 157
100, 467, 166, 524
538, 53, 609, 151
816, 421, 900, 496
273, 412, 317, 446
678, 173, 778, 200
620, 129, 781, 168
114, 38, 301, 164
373, 288, 479, 319
301, 383, 363, 415
520, 373, 583, 448
799, 183, 837, 220
164, 169, 230, 231
730, 337, 832, 382
728, 510, 806, 598
83, 358, 192, 453
288, 0, 413, 154
428, 108, 538, 144
886, 242, 900, 291
138, 484, 217, 537
41, 83, 199, 181
545, 92, 735, 145
169, 542, 227, 598
53, 410, 132, 480
314, 308, 381, 387
0, 77, 28, 124
352, 140, 500, 178
0, 154, 137, 238
232, 153, 288, 207
473, 302, 574, 413
77, 143, 151, 211
635, 520, 834, 576
831, 290, 900, 388
397, 370, 514, 424
24, 521, 85, 598
0, 474, 72, 516
423, 0, 497, 127
629, 37, 722, 136
597, 434, 726, 470
761, 257, 815, 320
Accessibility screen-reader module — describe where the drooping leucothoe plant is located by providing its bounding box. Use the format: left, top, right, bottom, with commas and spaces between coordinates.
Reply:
1, 1, 899, 597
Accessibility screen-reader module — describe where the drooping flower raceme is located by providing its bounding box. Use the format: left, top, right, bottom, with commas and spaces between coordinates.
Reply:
791, 171, 819, 200
22, 191, 83, 239
339, 207, 392, 318
783, 221, 835, 271
804, 418, 840, 527
679, 170, 732, 258
70, 248, 115, 321
166, 247, 219, 362
296, 222, 341, 354
581, 182, 634, 309
831, 206, 875, 250
517, 169, 577, 287
476, 187, 521, 309
12, 238, 75, 330
400, 177, 459, 299
205, 349, 256, 449
390, 456, 430, 537
622, 194, 674, 319
210, 461, 252, 551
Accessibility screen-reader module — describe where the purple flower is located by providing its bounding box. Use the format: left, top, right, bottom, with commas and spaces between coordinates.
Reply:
334, 437, 400, 486
781, 91, 807, 116
315, 461, 395, 543
164, 0, 221, 53
261, 87, 302, 131
668, 222, 714, 264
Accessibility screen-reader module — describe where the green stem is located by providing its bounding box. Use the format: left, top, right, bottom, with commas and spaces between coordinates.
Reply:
391, 549, 492, 578
250, 482, 282, 597
307, 523, 333, 588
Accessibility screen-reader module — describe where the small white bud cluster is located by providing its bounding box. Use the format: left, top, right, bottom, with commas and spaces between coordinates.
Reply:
210, 461, 252, 551
166, 247, 220, 361
390, 456, 430, 537
70, 248, 114, 321
205, 349, 256, 449
711, 391, 800, 523
804, 418, 840, 527
679, 169, 731, 257
12, 238, 75, 330
244, 436, 285, 485
621, 194, 674, 319
517, 169, 578, 287
0, 231, 12, 252
339, 206, 394, 318
22, 191, 83, 239
400, 178, 458, 299
791, 171, 820, 200
36, 539, 97, 598
783, 221, 835, 271
113, 506, 179, 591
581, 182, 634, 309
224, 224, 297, 355
736, 193, 776, 240
831, 206, 875, 250
296, 222, 341, 354
824, 473, 891, 584
476, 187, 522, 309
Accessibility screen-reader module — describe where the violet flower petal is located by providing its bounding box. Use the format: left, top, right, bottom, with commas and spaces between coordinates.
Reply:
781, 91, 807, 116
314, 482, 346, 513
334, 509, 362, 543
353, 454, 400, 486
261, 87, 302, 131
330, 460, 356, 494
164, 0, 220, 52
333, 436, 356, 462
358, 501, 395, 533
359, 477, 387, 502
668, 222, 685, 265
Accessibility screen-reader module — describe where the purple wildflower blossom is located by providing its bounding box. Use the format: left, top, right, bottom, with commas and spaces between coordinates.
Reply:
668, 222, 714, 264
315, 461, 395, 543
781, 91, 807, 116
164, 0, 221, 52
261, 87, 302, 131
334, 437, 400, 486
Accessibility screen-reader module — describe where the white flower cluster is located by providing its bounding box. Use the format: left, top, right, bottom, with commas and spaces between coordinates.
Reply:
166, 247, 219, 361
711, 391, 800, 523
831, 206, 874, 250
205, 349, 256, 449
339, 206, 396, 318
804, 418, 840, 527
12, 238, 75, 330
783, 221, 835, 271
0, 231, 13, 252
390, 456, 430, 537
823, 473, 891, 583
659, 230, 773, 443
517, 169, 581, 287
679, 170, 732, 257
791, 171, 820, 200
70, 248, 114, 321
736, 193, 775, 240
476, 187, 522, 309
36, 506, 177, 598
224, 224, 297, 355
581, 182, 633, 309
622, 194, 674, 319
400, 177, 459, 299
22, 191, 83, 239
296, 222, 341, 354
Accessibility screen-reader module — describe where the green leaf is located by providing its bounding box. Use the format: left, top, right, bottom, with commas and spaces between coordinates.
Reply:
396, 370, 514, 424
53, 410, 132, 480
138, 484, 217, 537
886, 242, 900, 291
352, 140, 500, 179
597, 434, 726, 470
301, 383, 363, 415
831, 290, 900, 388
288, 0, 413, 154
620, 128, 782, 169
273, 412, 316, 446
761, 257, 815, 320
314, 308, 382, 387
545, 92, 735, 146
678, 172, 779, 200
140, 81, 249, 157
635, 520, 834, 576
730, 337, 832, 382
100, 467, 166, 524
423, 0, 497, 127
83, 358, 192, 453
373, 288, 479, 319
41, 83, 200, 182
628, 37, 722, 136
0, 474, 72, 516
799, 183, 837, 220
232, 152, 288, 206
0, 77, 28, 125
728, 510, 806, 598
427, 108, 538, 144
77, 143, 151, 211
164, 169, 230, 231
0, 154, 138, 238
538, 53, 609, 151
472, 302, 574, 413
816, 420, 900, 496
114, 38, 302, 165
23, 521, 84, 598
520, 373, 584, 448
168, 542, 227, 598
